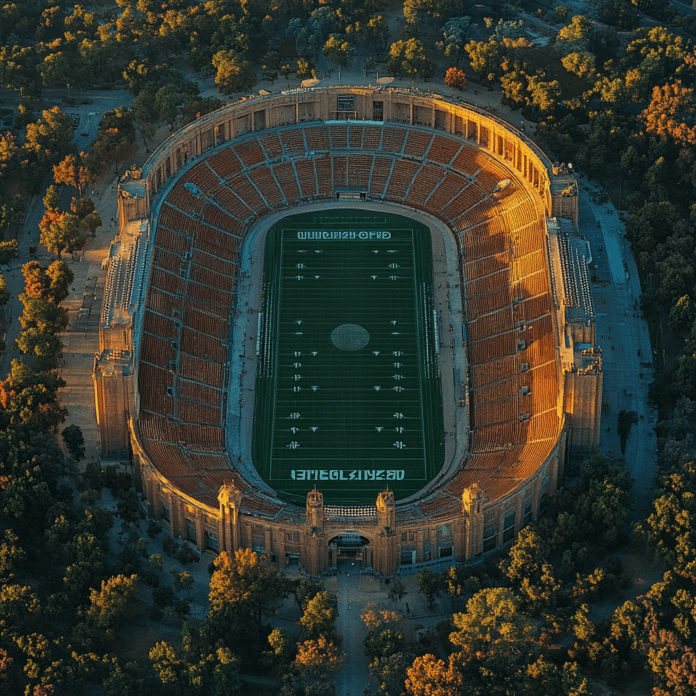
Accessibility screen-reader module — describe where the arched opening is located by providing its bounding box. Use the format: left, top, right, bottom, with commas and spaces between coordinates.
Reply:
328, 533, 373, 572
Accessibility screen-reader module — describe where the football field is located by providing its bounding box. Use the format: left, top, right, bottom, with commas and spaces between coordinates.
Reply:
252, 210, 444, 504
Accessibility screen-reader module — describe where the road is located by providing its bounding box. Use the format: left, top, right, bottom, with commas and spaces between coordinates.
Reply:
575, 176, 656, 518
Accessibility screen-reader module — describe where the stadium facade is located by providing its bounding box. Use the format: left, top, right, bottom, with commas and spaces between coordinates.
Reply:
95, 87, 602, 576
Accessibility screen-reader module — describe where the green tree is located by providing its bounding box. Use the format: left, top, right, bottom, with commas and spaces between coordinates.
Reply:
39, 212, 85, 259
45, 260, 74, 303
0, 273, 9, 306
18, 294, 69, 333
450, 588, 534, 658
15, 329, 63, 371
464, 40, 501, 81
75, 574, 138, 647
0, 240, 18, 265
43, 185, 60, 211
25, 107, 74, 167
262, 627, 292, 673
212, 51, 256, 95
299, 590, 338, 640
208, 549, 289, 626
364, 628, 405, 661
554, 15, 593, 57
322, 35, 352, 68
62, 424, 85, 461
416, 567, 442, 610
370, 652, 412, 696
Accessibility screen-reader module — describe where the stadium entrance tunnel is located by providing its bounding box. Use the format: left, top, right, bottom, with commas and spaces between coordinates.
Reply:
328, 534, 373, 568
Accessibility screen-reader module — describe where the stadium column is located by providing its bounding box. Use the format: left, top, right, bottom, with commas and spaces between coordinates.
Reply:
462, 484, 484, 559
373, 489, 398, 576
303, 488, 326, 576
217, 484, 243, 554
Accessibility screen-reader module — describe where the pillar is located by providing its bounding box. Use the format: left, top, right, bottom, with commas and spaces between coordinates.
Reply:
302, 487, 326, 576
462, 483, 484, 560
218, 483, 243, 554
373, 489, 398, 576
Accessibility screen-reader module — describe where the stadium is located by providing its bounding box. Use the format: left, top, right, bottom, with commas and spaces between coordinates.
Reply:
95, 87, 602, 576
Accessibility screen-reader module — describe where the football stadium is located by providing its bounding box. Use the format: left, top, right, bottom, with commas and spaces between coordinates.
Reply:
95, 87, 603, 575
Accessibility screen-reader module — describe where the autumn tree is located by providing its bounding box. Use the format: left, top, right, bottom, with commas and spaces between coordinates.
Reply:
52, 153, 95, 199
405, 654, 463, 696
641, 81, 696, 147
444, 66, 467, 89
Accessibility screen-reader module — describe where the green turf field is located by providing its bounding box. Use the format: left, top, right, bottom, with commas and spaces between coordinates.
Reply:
252, 210, 444, 504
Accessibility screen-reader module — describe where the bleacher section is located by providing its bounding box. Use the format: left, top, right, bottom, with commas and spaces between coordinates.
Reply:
139, 121, 560, 515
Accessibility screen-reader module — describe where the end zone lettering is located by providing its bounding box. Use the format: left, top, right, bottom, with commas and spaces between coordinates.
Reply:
297, 230, 392, 240
291, 469, 405, 481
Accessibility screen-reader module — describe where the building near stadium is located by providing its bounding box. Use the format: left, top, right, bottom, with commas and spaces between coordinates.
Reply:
94, 87, 602, 576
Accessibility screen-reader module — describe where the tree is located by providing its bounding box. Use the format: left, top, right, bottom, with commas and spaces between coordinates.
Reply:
364, 628, 405, 661
371, 652, 412, 696
43, 185, 60, 211
25, 108, 74, 166
296, 59, 315, 80
39, 212, 85, 259
62, 424, 85, 461
388, 579, 407, 605
322, 35, 352, 68
75, 574, 138, 648
131, 89, 158, 150
263, 627, 292, 673
53, 153, 95, 199
416, 568, 442, 610
445, 67, 467, 89
387, 39, 432, 79
0, 241, 18, 265
18, 295, 69, 333
440, 17, 471, 65
554, 15, 593, 57
562, 52, 596, 78
45, 260, 74, 303
450, 588, 534, 658
208, 549, 289, 626
15, 329, 63, 371
212, 51, 256, 95
0, 274, 9, 306
90, 128, 138, 176
405, 654, 463, 696
465, 40, 501, 82
155, 85, 180, 131
300, 590, 338, 640
641, 81, 696, 147
295, 635, 344, 680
